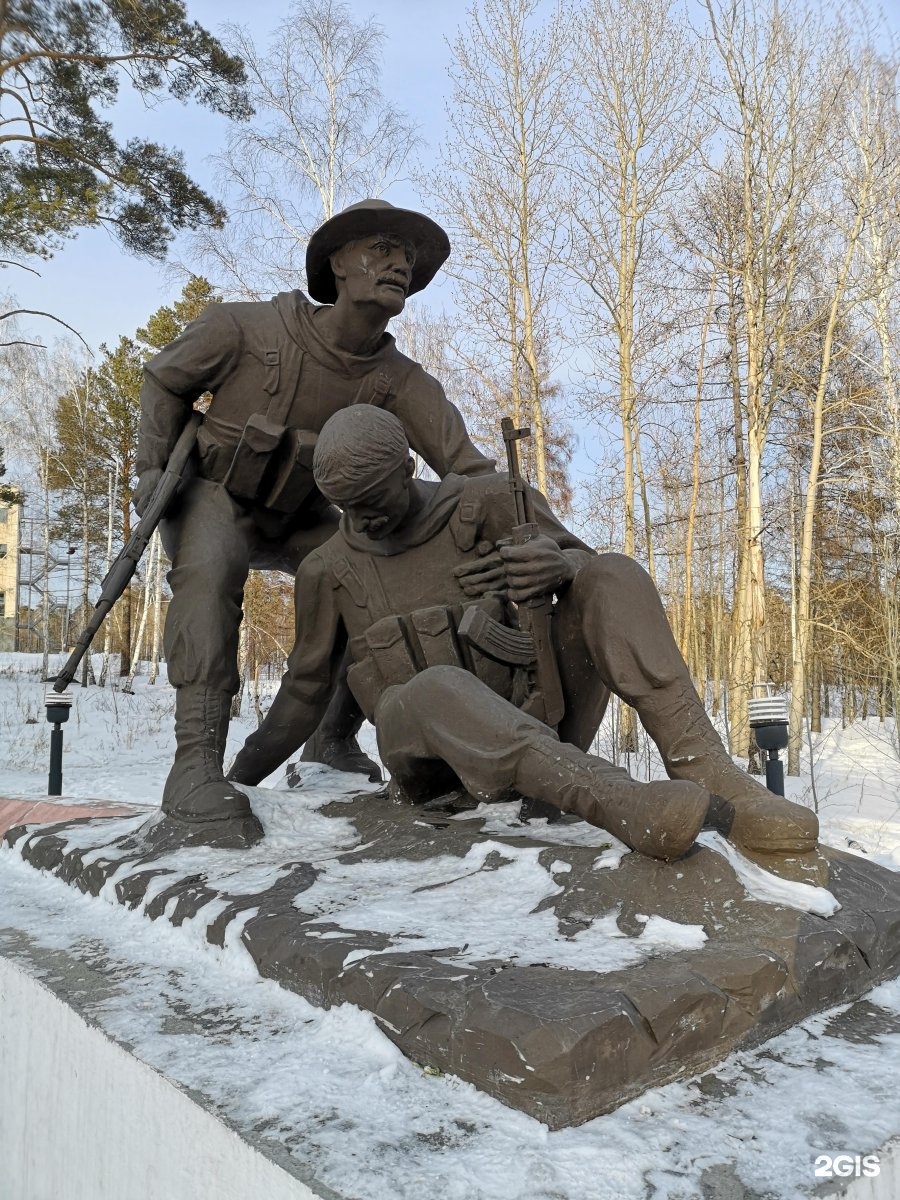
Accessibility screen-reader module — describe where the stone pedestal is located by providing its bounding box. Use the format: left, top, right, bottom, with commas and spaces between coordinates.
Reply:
6, 779, 900, 1130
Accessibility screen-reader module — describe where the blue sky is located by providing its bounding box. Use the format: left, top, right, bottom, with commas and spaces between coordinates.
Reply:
8, 0, 470, 353
7, 0, 898, 357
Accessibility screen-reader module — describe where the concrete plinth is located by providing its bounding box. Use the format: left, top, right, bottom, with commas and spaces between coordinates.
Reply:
0, 945, 327, 1200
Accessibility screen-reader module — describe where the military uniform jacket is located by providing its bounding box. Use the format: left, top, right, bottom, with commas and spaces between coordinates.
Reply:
277, 474, 592, 732
136, 290, 493, 496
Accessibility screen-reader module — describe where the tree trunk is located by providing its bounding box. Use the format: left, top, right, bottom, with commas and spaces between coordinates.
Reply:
149, 531, 164, 684
682, 269, 717, 665
40, 448, 51, 680
789, 211, 864, 771
231, 617, 249, 719
118, 485, 132, 676
124, 568, 152, 692
80, 494, 95, 686
99, 465, 118, 688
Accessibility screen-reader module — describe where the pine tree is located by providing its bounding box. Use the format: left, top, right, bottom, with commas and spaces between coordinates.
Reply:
0, 445, 21, 503
0, 2, 250, 263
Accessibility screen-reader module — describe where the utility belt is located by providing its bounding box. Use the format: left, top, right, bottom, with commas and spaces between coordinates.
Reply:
346, 598, 531, 718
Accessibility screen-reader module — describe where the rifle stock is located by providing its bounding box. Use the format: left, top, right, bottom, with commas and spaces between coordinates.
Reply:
52, 413, 202, 693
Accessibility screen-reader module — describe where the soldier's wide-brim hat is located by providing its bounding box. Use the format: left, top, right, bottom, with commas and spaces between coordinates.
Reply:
306, 199, 451, 305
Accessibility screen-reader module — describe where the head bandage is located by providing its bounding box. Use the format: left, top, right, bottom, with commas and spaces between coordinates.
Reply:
313, 406, 410, 503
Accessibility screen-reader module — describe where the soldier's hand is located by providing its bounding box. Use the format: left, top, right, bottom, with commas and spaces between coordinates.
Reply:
499, 536, 575, 602
454, 551, 508, 597
132, 468, 164, 518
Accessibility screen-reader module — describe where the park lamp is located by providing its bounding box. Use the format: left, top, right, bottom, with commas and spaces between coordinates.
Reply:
45, 686, 73, 797
748, 686, 788, 798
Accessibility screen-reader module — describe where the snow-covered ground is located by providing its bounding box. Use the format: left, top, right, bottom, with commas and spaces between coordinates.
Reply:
2, 651, 900, 1199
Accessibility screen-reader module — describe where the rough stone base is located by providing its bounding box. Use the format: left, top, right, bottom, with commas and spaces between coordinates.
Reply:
6, 786, 900, 1130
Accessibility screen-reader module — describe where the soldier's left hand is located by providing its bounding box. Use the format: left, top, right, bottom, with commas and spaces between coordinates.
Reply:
499, 536, 575, 602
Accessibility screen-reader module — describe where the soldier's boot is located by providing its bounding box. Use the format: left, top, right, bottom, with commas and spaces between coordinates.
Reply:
162, 685, 263, 848
636, 681, 818, 855
514, 739, 709, 861
299, 673, 381, 782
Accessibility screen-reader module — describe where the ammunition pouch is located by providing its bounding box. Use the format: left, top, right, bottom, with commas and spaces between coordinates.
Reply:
263, 426, 318, 513
346, 599, 527, 717
218, 414, 318, 513
216, 344, 319, 513
347, 615, 416, 717
221, 412, 285, 502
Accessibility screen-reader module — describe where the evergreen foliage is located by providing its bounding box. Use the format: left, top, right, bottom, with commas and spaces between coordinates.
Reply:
0, 1, 251, 262
0, 444, 21, 502
51, 276, 220, 531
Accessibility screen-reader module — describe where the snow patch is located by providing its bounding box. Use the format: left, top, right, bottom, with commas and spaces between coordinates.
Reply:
697, 831, 841, 917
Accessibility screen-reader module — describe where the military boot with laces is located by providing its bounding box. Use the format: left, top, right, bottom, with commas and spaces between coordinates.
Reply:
162, 685, 263, 848
514, 738, 709, 861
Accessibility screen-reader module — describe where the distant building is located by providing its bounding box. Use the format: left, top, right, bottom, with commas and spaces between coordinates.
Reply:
0, 496, 22, 651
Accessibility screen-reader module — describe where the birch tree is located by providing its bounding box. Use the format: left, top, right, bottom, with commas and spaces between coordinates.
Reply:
98, 464, 118, 688
787, 45, 897, 771
49, 349, 108, 683
190, 0, 417, 298
858, 54, 900, 754
0, 334, 58, 673
149, 530, 165, 685
425, 0, 570, 498
565, 0, 706, 567
701, 0, 845, 756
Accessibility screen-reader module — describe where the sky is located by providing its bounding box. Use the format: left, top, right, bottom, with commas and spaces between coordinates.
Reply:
5, 0, 899, 356
5, 0, 471, 355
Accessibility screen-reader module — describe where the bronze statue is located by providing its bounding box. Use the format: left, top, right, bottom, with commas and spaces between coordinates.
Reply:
229, 406, 818, 861
133, 200, 495, 847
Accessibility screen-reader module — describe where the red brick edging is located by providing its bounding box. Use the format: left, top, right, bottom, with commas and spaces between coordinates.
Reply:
0, 798, 151, 839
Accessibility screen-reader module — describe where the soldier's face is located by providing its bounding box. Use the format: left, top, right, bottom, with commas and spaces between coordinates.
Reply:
345, 458, 415, 540
330, 234, 416, 316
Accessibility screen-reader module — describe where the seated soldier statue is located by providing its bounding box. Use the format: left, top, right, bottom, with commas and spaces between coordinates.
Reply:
228, 405, 818, 862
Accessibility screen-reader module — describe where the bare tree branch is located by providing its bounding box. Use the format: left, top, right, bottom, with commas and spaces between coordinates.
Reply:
0, 308, 90, 348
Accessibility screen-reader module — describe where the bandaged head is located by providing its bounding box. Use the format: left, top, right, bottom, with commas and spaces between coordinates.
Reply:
313, 406, 411, 504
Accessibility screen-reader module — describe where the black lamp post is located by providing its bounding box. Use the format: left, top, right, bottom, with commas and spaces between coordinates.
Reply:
45, 687, 72, 796
748, 693, 789, 797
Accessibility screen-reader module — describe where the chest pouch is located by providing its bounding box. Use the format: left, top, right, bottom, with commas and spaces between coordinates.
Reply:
221, 345, 318, 511
408, 606, 466, 669
263, 427, 318, 512
221, 411, 286, 503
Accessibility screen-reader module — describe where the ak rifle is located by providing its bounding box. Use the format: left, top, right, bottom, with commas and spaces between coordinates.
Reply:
458, 417, 566, 728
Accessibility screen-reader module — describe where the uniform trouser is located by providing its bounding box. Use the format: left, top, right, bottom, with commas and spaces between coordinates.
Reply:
160, 477, 340, 693
530, 552, 708, 754
375, 665, 559, 798
377, 552, 712, 789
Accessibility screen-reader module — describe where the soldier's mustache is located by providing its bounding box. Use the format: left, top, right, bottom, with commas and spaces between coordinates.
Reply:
378, 273, 409, 293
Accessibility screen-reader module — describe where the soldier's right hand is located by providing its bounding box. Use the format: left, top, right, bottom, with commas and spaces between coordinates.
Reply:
454, 550, 508, 597
132, 468, 164, 518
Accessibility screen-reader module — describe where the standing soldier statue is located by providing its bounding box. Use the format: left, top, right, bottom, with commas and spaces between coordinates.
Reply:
132, 201, 495, 846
